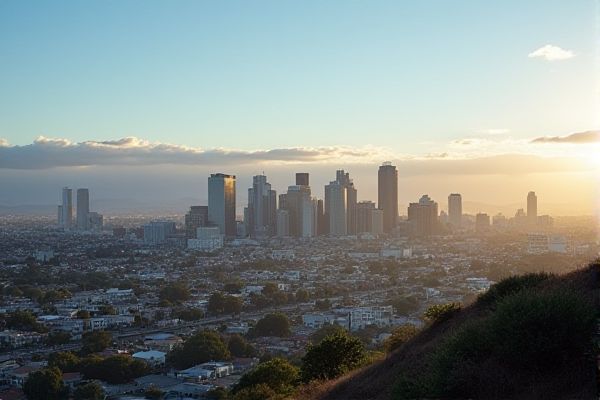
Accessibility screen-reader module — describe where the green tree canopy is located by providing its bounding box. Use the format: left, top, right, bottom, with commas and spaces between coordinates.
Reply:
167, 330, 231, 369
81, 330, 112, 355
73, 381, 104, 400
251, 313, 291, 338
159, 282, 190, 304
384, 324, 419, 352
234, 358, 300, 396
48, 351, 80, 372
301, 332, 366, 382
23, 367, 68, 400
81, 355, 149, 384
228, 334, 257, 358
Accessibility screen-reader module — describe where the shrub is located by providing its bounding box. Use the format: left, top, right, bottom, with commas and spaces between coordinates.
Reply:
478, 272, 552, 306
423, 302, 461, 323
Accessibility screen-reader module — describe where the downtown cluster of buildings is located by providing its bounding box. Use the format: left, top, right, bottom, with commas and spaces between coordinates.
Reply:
56, 187, 103, 231
133, 163, 555, 249
173, 164, 400, 250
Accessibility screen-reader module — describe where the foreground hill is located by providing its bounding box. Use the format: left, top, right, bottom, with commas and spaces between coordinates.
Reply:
299, 262, 600, 400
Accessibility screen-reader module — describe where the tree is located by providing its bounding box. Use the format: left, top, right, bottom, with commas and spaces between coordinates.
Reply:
301, 332, 366, 382
295, 289, 310, 303
23, 367, 68, 400
251, 313, 291, 338
423, 303, 461, 323
4, 310, 47, 333
208, 292, 243, 315
234, 384, 279, 400
309, 324, 345, 344
167, 330, 230, 369
76, 310, 91, 319
174, 307, 204, 321
384, 324, 419, 352
228, 334, 257, 358
98, 304, 117, 315
159, 282, 190, 304
388, 295, 419, 315
314, 299, 331, 311
48, 351, 80, 372
73, 382, 104, 400
46, 331, 72, 346
223, 281, 244, 294
81, 330, 112, 354
234, 358, 299, 396
81, 355, 149, 384
144, 385, 163, 400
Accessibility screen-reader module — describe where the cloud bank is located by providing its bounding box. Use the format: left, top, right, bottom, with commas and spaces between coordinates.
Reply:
0, 136, 389, 169
531, 130, 600, 144
528, 44, 575, 61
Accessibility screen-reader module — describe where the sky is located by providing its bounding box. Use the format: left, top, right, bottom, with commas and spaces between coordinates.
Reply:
0, 1, 599, 215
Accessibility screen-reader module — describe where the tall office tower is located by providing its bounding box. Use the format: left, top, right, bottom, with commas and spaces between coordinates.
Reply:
407, 195, 439, 237
316, 199, 325, 235
88, 212, 104, 231
276, 209, 290, 237
448, 193, 462, 228
475, 213, 491, 233
246, 175, 277, 237
324, 181, 347, 236
296, 173, 309, 186
378, 162, 398, 233
185, 206, 209, 239
61, 187, 73, 228
335, 170, 358, 234
527, 191, 538, 226
208, 173, 236, 236
283, 185, 313, 237
143, 221, 176, 245
371, 209, 384, 235
76, 188, 90, 231
57, 205, 63, 226
356, 201, 376, 233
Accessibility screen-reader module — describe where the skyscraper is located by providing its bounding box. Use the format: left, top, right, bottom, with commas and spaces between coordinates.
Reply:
407, 195, 439, 237
296, 173, 309, 186
185, 206, 209, 239
60, 187, 73, 228
527, 191, 538, 226
246, 175, 277, 237
475, 212, 491, 234
324, 181, 347, 236
356, 201, 376, 233
283, 185, 313, 237
448, 193, 462, 228
208, 173, 236, 236
378, 162, 398, 233
335, 170, 357, 234
76, 188, 90, 231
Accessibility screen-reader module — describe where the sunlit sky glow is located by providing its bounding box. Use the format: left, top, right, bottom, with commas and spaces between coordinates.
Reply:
0, 1, 598, 214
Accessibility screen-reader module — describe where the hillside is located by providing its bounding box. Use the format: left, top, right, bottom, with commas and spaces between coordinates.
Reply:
299, 262, 600, 400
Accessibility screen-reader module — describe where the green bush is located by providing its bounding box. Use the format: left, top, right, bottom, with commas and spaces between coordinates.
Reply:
423, 302, 461, 323
478, 272, 552, 305
394, 287, 596, 399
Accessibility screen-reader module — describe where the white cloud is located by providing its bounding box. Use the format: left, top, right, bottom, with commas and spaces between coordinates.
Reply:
478, 128, 510, 136
528, 44, 575, 61
0, 138, 9, 147
0, 136, 392, 169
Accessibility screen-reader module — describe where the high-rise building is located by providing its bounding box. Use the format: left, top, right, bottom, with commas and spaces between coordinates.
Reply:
246, 175, 277, 237
407, 195, 439, 237
276, 209, 290, 237
475, 213, 490, 233
296, 173, 309, 186
448, 193, 462, 228
208, 173, 236, 236
60, 187, 73, 228
335, 170, 358, 234
324, 181, 347, 236
283, 185, 313, 237
316, 199, 325, 235
88, 212, 104, 231
527, 191, 538, 226
356, 201, 384, 235
76, 188, 90, 231
185, 206, 209, 239
371, 209, 384, 235
143, 221, 176, 245
378, 162, 398, 233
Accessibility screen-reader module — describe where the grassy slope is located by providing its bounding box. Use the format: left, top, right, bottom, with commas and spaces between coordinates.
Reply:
297, 262, 600, 400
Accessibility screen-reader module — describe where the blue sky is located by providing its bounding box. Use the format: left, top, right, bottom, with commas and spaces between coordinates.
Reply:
0, 1, 598, 213
0, 1, 596, 152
